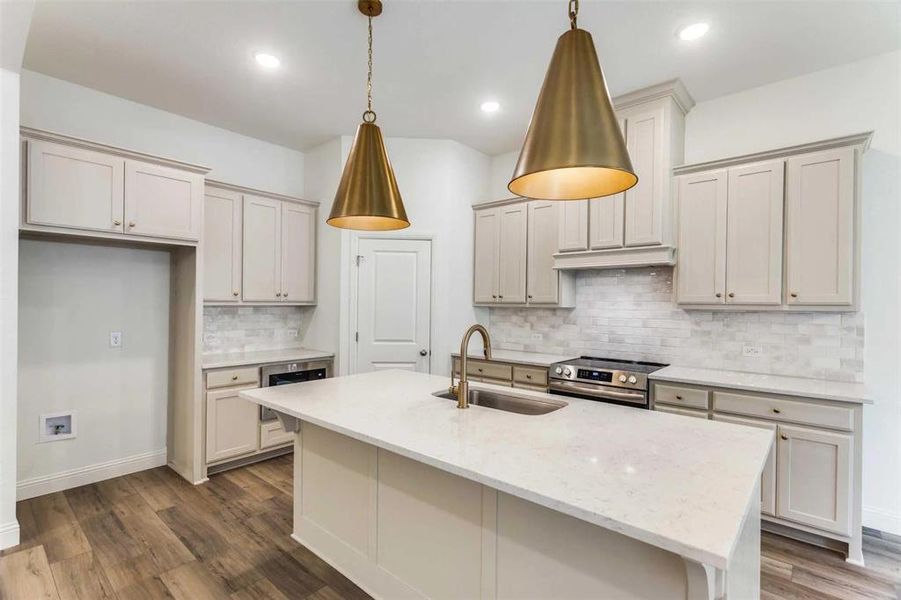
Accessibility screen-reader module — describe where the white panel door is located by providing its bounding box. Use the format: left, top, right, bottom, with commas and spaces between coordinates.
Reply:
124, 160, 203, 241
786, 148, 855, 306
623, 107, 665, 247
27, 140, 125, 233
497, 203, 528, 304
527, 201, 559, 304
776, 424, 851, 536
589, 118, 626, 250
280, 202, 316, 303
206, 386, 260, 463
676, 170, 727, 304
203, 188, 242, 302
356, 238, 431, 373
242, 195, 282, 302
713, 414, 777, 517
557, 200, 589, 252
725, 160, 784, 305
473, 208, 499, 304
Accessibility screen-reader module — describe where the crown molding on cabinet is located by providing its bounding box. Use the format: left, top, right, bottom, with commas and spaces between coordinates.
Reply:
205, 179, 319, 207
553, 245, 676, 270
613, 79, 695, 115
673, 131, 874, 176
20, 127, 211, 174
471, 196, 527, 210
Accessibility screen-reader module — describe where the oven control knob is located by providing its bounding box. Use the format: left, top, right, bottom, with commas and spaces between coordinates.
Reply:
555, 366, 563, 375
563, 368, 572, 377
627, 375, 638, 384
618, 374, 628, 383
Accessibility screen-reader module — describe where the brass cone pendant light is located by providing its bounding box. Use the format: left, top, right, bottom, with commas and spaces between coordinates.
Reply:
328, 0, 409, 231
508, 0, 637, 201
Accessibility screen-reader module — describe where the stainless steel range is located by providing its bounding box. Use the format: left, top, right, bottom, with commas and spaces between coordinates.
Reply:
548, 356, 668, 409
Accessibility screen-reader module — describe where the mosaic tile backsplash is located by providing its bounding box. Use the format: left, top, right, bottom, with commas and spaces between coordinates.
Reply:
488, 267, 865, 383
203, 306, 312, 354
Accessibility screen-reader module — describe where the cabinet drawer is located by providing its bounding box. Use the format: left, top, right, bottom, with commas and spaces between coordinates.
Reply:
655, 405, 708, 419
713, 391, 853, 432
653, 384, 709, 410
260, 420, 294, 450
513, 366, 548, 386
512, 382, 548, 393
207, 367, 260, 389
478, 377, 514, 387
453, 358, 512, 381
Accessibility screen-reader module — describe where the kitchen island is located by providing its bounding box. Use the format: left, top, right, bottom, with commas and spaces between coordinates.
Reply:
240, 370, 772, 599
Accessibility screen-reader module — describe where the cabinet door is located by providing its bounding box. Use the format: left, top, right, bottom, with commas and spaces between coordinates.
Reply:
713, 414, 776, 517
26, 140, 125, 233
725, 160, 784, 304
473, 208, 499, 303
527, 201, 559, 304
776, 424, 851, 536
242, 195, 282, 302
675, 170, 727, 304
203, 188, 242, 302
786, 148, 855, 306
206, 386, 260, 463
280, 202, 316, 303
124, 160, 203, 241
623, 108, 665, 247
497, 203, 527, 304
557, 200, 589, 252
589, 118, 627, 250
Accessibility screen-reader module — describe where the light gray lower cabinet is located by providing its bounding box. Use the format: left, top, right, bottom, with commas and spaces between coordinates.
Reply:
651, 381, 863, 563
451, 357, 549, 392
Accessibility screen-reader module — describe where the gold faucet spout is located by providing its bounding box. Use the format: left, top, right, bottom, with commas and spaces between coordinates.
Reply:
452, 324, 492, 409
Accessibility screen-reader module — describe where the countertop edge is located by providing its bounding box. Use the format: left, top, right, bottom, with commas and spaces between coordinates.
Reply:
240, 383, 736, 569
449, 351, 578, 368
202, 350, 335, 370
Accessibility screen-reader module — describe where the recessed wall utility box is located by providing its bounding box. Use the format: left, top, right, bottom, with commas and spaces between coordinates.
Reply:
39, 411, 77, 443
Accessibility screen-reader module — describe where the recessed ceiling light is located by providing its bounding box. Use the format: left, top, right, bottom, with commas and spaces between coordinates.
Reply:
254, 52, 281, 69
677, 22, 710, 41
480, 101, 500, 113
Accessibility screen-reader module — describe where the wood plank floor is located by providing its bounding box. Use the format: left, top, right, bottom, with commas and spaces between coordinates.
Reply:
1, 454, 898, 599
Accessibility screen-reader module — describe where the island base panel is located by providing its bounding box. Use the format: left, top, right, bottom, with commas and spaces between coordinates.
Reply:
287, 422, 760, 599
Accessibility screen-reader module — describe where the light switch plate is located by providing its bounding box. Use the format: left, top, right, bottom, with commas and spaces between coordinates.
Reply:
110, 331, 122, 348
742, 344, 763, 358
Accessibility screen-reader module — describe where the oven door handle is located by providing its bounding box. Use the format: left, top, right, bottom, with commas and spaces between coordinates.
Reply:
549, 380, 647, 405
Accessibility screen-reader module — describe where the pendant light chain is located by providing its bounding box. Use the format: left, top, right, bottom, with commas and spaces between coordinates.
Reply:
363, 11, 376, 123
568, 0, 578, 29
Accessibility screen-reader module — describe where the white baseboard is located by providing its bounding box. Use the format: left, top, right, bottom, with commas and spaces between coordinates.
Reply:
0, 520, 20, 550
863, 505, 901, 537
16, 448, 167, 501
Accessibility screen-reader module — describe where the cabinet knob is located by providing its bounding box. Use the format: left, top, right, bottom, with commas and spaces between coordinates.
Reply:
128, 221, 136, 228
498, 295, 503, 299
772, 408, 781, 414
528, 295, 533, 299
780, 434, 788, 441
231, 375, 238, 381
276, 292, 282, 297
715, 293, 722, 298
728, 292, 735, 298
675, 395, 683, 400
492, 295, 497, 299
233, 291, 239, 297
477, 368, 483, 373
283, 292, 288, 298
790, 292, 798, 298
113, 219, 122, 226
526, 374, 532, 379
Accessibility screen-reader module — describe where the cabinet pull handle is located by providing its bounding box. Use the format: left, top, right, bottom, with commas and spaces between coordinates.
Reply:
714, 293, 722, 298
728, 292, 735, 298
772, 408, 781, 414
113, 220, 122, 226
780, 434, 788, 441
790, 292, 798, 298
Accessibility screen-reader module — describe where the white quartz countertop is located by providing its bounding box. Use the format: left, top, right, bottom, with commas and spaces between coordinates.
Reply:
240, 370, 772, 569
202, 348, 334, 370
650, 366, 873, 405
450, 348, 577, 367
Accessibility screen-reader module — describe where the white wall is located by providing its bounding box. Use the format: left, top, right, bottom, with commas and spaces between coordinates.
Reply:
20, 70, 306, 196
687, 51, 901, 534
485, 150, 519, 202
0, 68, 21, 548
17, 240, 171, 499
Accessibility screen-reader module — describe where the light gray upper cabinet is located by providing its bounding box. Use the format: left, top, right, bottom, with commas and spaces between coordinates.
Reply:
622, 106, 666, 248
557, 200, 589, 252
23, 132, 207, 244
527, 201, 560, 304
203, 187, 242, 302
674, 133, 870, 310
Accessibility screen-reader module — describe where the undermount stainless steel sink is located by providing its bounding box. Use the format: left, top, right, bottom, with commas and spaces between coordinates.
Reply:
432, 388, 567, 415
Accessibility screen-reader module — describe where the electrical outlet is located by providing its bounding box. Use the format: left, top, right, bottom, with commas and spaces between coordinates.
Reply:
742, 344, 763, 358
109, 331, 122, 348
203, 332, 217, 345
287, 329, 298, 338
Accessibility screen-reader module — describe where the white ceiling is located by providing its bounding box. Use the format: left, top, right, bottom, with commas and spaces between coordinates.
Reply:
23, 1, 901, 156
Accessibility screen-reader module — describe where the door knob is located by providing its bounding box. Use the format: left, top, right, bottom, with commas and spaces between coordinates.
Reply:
419, 349, 428, 356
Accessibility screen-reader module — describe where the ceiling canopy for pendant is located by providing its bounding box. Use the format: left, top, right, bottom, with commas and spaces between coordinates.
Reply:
508, 0, 637, 201
328, 0, 409, 231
